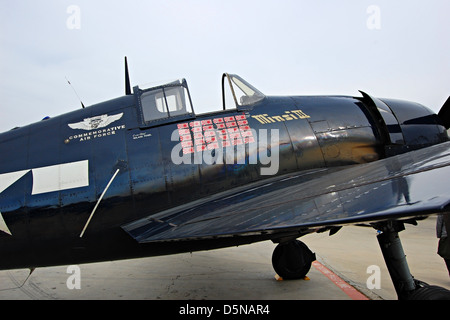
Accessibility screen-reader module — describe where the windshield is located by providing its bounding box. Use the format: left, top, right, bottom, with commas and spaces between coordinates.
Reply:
222, 73, 265, 110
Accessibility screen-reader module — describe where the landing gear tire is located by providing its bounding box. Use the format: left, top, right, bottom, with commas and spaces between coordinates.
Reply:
408, 285, 450, 300
272, 240, 316, 280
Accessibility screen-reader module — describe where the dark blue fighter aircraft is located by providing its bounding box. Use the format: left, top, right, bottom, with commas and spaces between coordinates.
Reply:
1, 58, 450, 299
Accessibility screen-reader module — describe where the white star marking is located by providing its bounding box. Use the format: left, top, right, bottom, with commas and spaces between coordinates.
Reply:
0, 212, 12, 235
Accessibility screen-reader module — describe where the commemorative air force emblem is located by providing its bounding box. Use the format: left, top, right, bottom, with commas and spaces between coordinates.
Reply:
68, 113, 124, 130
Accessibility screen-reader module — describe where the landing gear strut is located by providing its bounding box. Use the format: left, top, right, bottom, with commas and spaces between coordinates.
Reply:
271, 240, 316, 280
376, 221, 450, 300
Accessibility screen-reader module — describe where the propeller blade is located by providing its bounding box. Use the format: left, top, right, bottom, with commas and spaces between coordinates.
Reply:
438, 96, 450, 129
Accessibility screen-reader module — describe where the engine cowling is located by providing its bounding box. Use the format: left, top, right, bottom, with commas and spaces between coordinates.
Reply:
360, 92, 448, 156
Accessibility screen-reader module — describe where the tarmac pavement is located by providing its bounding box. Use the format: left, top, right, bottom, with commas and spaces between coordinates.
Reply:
0, 215, 448, 300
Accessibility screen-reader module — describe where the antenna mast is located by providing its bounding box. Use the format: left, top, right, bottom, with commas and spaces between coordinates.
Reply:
125, 56, 131, 95
65, 76, 85, 109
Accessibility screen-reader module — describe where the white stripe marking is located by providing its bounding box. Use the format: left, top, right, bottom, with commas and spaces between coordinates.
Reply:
31, 160, 89, 195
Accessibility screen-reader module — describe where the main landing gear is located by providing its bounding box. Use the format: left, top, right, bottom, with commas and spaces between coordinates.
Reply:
375, 221, 450, 300
271, 239, 316, 280
270, 221, 450, 300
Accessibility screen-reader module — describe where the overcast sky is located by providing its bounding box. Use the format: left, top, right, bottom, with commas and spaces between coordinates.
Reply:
0, 0, 449, 132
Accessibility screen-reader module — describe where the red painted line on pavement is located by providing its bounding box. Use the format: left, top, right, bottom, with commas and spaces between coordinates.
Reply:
312, 261, 369, 300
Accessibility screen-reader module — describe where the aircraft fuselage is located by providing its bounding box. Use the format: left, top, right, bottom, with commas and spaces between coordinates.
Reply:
0, 77, 447, 270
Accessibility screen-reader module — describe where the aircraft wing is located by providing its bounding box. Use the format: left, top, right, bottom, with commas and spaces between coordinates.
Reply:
122, 141, 450, 243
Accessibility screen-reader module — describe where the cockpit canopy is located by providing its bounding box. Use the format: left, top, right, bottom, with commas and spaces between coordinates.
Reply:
134, 73, 265, 127
134, 79, 195, 126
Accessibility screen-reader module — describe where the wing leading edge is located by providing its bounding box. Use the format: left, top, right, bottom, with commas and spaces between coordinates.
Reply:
122, 141, 450, 243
